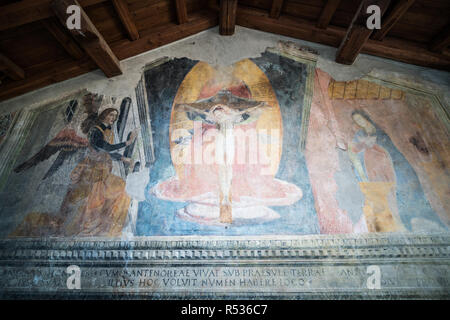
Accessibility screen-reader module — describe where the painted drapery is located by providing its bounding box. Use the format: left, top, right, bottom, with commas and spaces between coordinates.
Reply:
305, 69, 448, 234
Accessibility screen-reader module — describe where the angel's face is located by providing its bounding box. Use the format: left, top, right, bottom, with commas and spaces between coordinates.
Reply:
104, 111, 118, 126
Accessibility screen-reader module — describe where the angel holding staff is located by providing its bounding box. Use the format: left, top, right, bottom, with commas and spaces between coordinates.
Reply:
12, 93, 137, 237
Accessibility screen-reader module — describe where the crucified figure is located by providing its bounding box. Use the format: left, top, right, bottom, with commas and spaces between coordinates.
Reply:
179, 99, 269, 224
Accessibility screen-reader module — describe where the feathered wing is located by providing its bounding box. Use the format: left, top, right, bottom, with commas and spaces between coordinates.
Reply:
14, 128, 89, 180
15, 92, 103, 179
41, 150, 77, 180
13, 145, 61, 173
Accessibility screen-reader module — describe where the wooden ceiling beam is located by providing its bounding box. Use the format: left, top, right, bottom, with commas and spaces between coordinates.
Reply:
0, 0, 108, 32
113, 10, 218, 60
0, 74, 8, 86
236, 6, 343, 47
336, 0, 391, 65
51, 0, 122, 77
41, 17, 85, 60
0, 53, 25, 81
371, 0, 415, 41
220, 0, 238, 35
429, 26, 450, 53
175, 0, 189, 24
0, 57, 97, 103
269, 0, 284, 19
112, 0, 140, 41
236, 6, 450, 71
0, 11, 218, 102
317, 0, 342, 29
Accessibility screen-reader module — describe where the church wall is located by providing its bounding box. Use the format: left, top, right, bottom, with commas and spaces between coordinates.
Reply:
0, 26, 449, 298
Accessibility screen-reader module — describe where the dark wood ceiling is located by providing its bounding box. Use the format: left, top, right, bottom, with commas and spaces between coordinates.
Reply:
0, 0, 449, 102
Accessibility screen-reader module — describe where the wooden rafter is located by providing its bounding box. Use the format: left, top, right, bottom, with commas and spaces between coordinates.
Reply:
113, 11, 218, 59
51, 0, 122, 77
429, 26, 450, 53
0, 0, 108, 32
112, 0, 139, 41
0, 11, 218, 102
175, 0, 189, 24
317, 0, 341, 29
269, 0, 284, 19
41, 17, 85, 60
0, 0, 449, 103
0, 74, 8, 85
0, 57, 96, 102
235, 6, 450, 71
0, 53, 25, 81
371, 0, 415, 41
336, 0, 391, 65
220, 0, 238, 35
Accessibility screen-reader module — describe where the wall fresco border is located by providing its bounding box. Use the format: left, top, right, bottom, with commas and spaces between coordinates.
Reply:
267, 43, 318, 151
0, 233, 449, 299
362, 75, 450, 131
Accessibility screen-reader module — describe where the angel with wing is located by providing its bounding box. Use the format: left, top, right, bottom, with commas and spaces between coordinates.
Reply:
12, 93, 137, 237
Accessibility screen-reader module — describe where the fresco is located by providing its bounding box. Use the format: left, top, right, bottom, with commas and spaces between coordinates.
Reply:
306, 69, 449, 234
136, 52, 319, 236
0, 49, 448, 238
0, 94, 141, 237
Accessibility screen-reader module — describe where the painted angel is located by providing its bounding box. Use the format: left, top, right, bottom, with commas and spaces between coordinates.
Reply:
12, 93, 137, 237
14, 93, 136, 179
